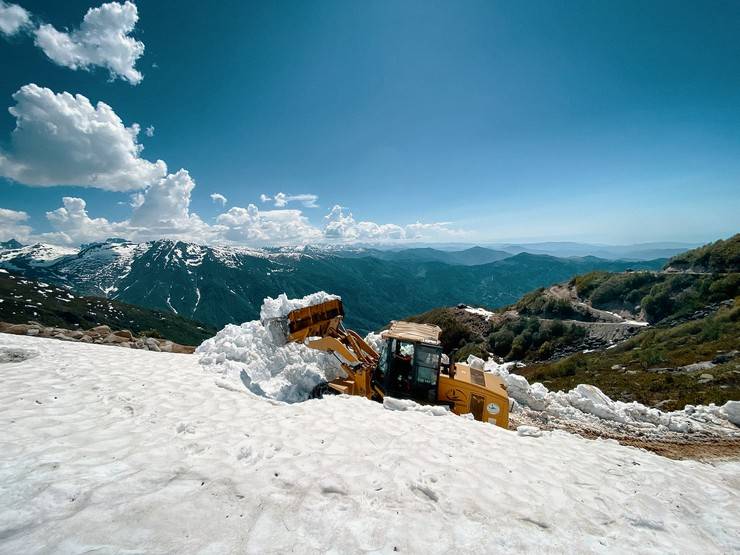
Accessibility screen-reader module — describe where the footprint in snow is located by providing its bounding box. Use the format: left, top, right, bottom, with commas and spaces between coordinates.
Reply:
410, 481, 439, 503
319, 479, 348, 496
176, 422, 196, 434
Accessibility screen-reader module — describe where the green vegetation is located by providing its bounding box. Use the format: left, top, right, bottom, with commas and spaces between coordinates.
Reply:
0, 271, 215, 345
521, 301, 740, 410
569, 271, 740, 324
666, 233, 740, 273
514, 288, 590, 320
571, 271, 659, 312
406, 307, 482, 355
407, 307, 586, 362
488, 318, 586, 361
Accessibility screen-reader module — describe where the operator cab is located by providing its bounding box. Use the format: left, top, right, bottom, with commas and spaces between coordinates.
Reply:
373, 321, 444, 403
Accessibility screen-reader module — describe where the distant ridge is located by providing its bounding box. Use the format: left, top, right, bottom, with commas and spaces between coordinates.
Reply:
0, 238, 664, 333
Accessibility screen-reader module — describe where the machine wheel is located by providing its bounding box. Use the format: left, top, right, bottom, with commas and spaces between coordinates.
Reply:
309, 381, 338, 399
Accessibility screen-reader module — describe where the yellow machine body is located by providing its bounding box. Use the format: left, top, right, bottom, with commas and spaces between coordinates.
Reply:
438, 364, 509, 427
277, 299, 510, 427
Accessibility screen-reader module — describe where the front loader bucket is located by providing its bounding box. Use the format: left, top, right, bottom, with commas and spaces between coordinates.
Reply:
286, 298, 345, 342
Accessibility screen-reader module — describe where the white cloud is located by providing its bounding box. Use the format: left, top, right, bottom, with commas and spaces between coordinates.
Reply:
322, 206, 467, 243
38, 195, 467, 246
126, 170, 218, 242
406, 221, 466, 240
42, 171, 220, 245
0, 84, 167, 191
261, 192, 319, 208
129, 192, 145, 208
210, 193, 227, 206
18, 171, 466, 246
323, 205, 406, 241
0, 1, 30, 36
34, 1, 144, 84
217, 204, 321, 245
45, 197, 120, 244
130, 170, 194, 226
145, 125, 154, 137
0, 207, 32, 241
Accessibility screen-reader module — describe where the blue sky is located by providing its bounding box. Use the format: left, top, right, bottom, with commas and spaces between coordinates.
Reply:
0, 0, 738, 246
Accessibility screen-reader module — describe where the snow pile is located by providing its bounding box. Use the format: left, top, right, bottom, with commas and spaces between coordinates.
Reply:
198, 292, 346, 403
363, 331, 384, 354
473, 356, 740, 437
259, 291, 339, 321
517, 425, 543, 437
722, 401, 740, 426
383, 396, 450, 416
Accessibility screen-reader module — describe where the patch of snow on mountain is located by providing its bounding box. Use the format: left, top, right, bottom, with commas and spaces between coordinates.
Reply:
1, 334, 738, 553
0, 243, 78, 268
210, 245, 270, 267
183, 243, 206, 266
464, 306, 494, 320
57, 241, 145, 295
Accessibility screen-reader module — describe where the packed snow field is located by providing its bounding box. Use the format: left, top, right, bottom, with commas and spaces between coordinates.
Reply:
1, 333, 739, 553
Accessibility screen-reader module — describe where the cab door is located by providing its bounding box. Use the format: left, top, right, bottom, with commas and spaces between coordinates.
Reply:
411, 345, 442, 403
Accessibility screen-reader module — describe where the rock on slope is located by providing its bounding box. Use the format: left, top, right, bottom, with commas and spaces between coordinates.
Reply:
0, 269, 215, 345
0, 333, 738, 553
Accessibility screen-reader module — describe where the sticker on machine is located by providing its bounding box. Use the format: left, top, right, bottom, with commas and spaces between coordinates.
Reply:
486, 402, 500, 415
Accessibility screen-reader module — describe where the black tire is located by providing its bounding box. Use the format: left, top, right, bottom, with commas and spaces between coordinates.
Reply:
309, 381, 335, 399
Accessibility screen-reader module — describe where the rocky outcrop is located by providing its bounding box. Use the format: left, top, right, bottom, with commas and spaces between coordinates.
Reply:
0, 322, 196, 354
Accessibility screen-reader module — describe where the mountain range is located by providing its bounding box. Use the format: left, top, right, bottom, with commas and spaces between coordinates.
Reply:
0, 239, 665, 333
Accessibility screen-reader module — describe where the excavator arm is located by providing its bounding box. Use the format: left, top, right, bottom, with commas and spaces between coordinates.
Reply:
269, 299, 380, 399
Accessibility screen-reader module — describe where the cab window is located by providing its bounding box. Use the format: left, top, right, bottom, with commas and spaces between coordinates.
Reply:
413, 345, 441, 386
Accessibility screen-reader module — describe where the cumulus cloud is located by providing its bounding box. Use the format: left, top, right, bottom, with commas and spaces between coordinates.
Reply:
129, 170, 194, 226
322, 206, 466, 242
261, 192, 319, 208
41, 171, 219, 245
18, 171, 465, 246
323, 205, 406, 241
45, 197, 120, 244
210, 193, 227, 206
145, 125, 154, 137
34, 1, 144, 84
217, 205, 321, 245
126, 170, 218, 242
0, 84, 167, 190
0, 207, 32, 241
0, 1, 30, 36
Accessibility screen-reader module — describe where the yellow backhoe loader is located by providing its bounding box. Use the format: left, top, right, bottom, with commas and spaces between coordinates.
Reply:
266, 298, 509, 427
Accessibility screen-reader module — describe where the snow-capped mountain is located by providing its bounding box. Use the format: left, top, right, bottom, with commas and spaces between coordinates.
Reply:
0, 243, 78, 269
0, 239, 665, 332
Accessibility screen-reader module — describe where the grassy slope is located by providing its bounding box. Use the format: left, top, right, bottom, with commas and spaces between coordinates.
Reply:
521, 301, 740, 410
665, 233, 739, 273
0, 271, 215, 345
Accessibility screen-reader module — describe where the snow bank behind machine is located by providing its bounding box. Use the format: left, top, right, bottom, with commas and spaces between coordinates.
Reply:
473, 355, 740, 438
197, 292, 345, 403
